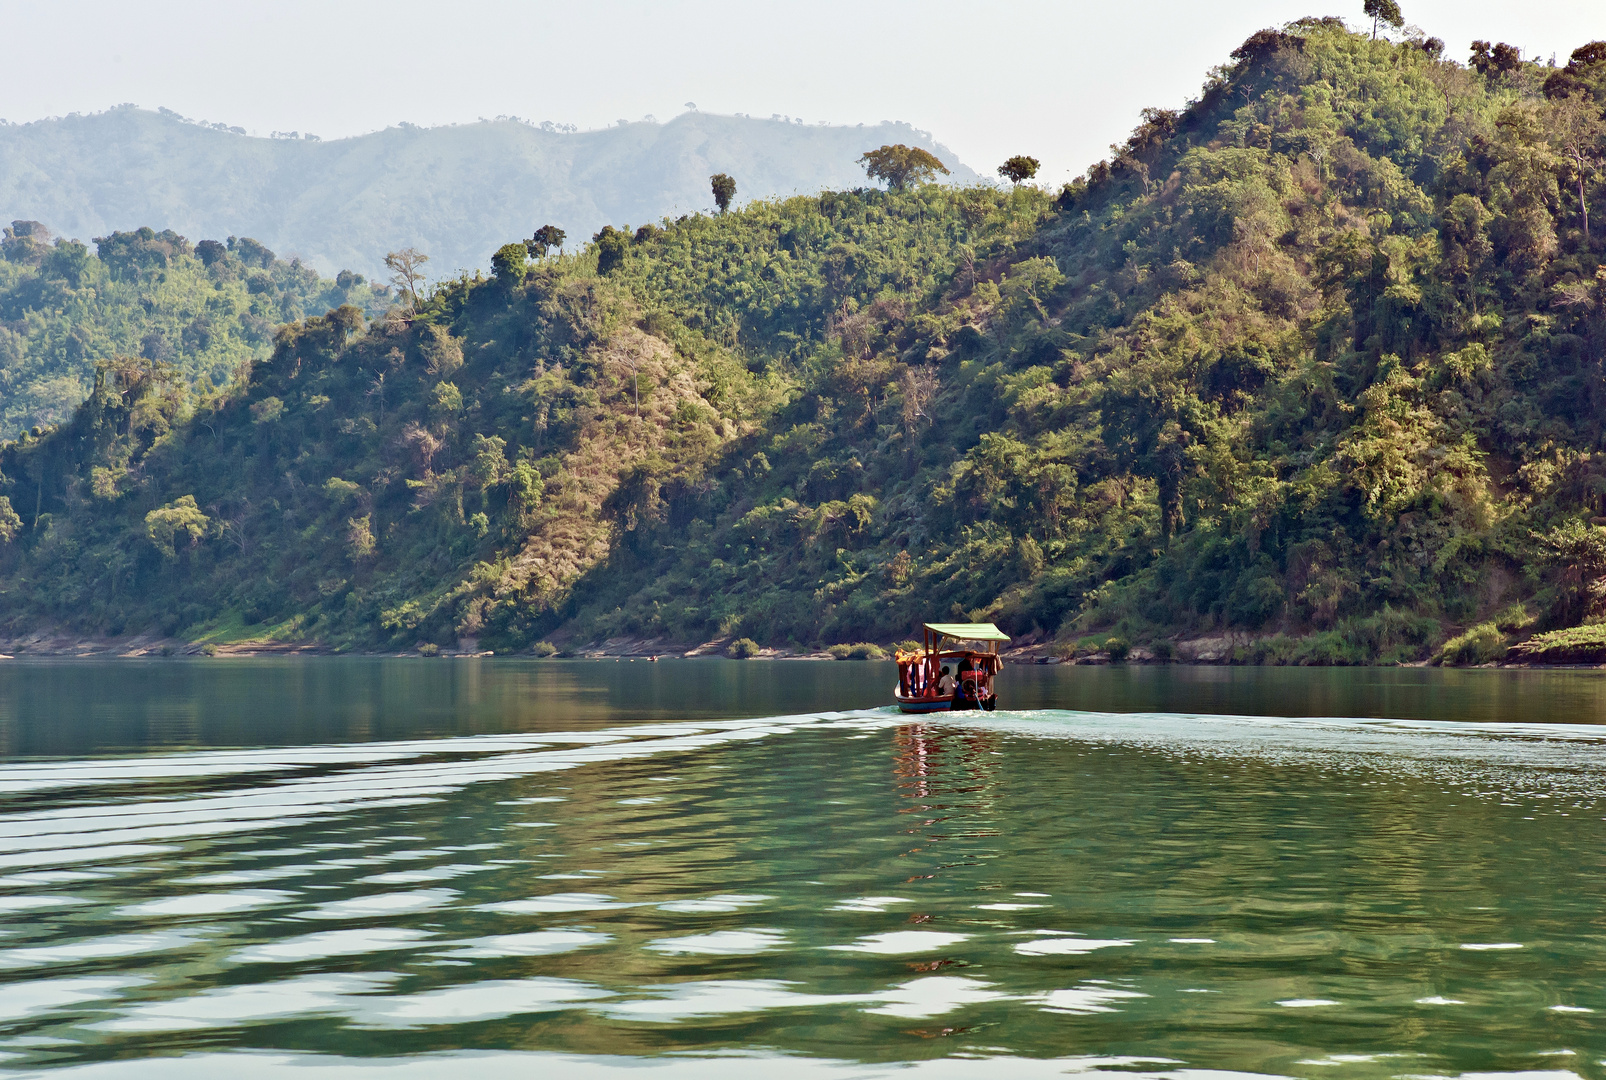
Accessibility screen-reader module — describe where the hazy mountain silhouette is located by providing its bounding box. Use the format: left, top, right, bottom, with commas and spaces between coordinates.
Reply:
0, 106, 977, 278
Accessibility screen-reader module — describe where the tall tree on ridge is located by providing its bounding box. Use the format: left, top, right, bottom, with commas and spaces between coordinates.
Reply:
859, 145, 949, 191
711, 173, 737, 214
1363, 0, 1403, 40
998, 156, 1041, 184
384, 248, 429, 313
527, 225, 566, 259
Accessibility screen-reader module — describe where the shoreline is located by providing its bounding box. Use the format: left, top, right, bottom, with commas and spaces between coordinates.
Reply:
0, 628, 1601, 670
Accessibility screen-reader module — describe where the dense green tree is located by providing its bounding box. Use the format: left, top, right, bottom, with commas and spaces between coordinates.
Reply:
593, 226, 629, 275
710, 173, 736, 213
998, 156, 1040, 184
1545, 42, 1606, 102
195, 239, 227, 266
1470, 40, 1523, 77
145, 495, 210, 558
96, 227, 191, 278
526, 224, 566, 259
231, 236, 275, 269
491, 242, 529, 283
1, 220, 51, 264
859, 144, 950, 190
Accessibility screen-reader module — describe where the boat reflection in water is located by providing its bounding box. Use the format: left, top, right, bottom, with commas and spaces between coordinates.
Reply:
894, 622, 1009, 712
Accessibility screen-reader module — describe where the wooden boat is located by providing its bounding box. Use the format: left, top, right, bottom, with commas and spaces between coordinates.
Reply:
894, 622, 1009, 713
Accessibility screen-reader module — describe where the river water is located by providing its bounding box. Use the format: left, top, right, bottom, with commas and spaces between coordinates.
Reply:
0, 659, 1604, 1079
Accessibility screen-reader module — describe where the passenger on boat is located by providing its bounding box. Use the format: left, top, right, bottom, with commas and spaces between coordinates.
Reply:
936, 666, 954, 697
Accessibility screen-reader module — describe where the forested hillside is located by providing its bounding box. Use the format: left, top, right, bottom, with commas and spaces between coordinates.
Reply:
3, 20, 1605, 665
0, 223, 387, 437
0, 109, 975, 279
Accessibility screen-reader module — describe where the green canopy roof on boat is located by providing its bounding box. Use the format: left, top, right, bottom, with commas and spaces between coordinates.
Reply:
924, 622, 1011, 643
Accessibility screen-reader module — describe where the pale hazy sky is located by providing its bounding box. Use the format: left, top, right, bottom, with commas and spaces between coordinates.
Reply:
2, 0, 1600, 183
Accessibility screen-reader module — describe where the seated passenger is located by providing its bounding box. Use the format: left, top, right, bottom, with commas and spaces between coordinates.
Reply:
936, 665, 955, 697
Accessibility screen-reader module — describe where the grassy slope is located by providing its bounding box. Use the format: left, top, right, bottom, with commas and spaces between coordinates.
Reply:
2, 21, 1606, 664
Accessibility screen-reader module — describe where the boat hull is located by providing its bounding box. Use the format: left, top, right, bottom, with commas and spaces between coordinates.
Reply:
895, 696, 953, 714
893, 690, 999, 714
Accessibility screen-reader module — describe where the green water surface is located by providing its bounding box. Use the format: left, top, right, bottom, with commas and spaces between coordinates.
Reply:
0, 659, 1602, 1079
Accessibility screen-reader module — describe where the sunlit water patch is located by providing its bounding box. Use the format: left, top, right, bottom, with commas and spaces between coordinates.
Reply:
0, 690, 1604, 1078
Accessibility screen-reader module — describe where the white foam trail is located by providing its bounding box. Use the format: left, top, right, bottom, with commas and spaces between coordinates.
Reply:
5, 706, 1600, 878
0, 731, 630, 796
0, 714, 896, 870
939, 709, 1606, 798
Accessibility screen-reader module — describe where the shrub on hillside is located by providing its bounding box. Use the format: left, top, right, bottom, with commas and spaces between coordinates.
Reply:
1438, 623, 1507, 665
827, 643, 887, 660
1508, 625, 1606, 665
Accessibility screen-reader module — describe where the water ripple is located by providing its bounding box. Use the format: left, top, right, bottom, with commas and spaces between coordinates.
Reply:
0, 706, 1603, 1075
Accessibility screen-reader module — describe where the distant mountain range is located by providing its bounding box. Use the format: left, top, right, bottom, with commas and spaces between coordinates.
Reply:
0, 107, 977, 279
